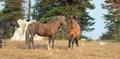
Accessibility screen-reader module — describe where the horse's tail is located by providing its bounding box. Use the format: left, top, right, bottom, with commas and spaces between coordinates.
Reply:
25, 25, 30, 48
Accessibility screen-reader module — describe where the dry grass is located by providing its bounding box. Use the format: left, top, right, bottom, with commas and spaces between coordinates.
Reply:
0, 39, 120, 59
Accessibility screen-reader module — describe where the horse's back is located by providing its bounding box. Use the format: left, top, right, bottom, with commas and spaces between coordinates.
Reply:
37, 23, 58, 36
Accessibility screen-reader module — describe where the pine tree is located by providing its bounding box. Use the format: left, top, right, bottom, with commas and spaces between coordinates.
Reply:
101, 0, 120, 41
2, 0, 24, 20
0, 0, 24, 38
28, 0, 31, 20
32, 0, 95, 39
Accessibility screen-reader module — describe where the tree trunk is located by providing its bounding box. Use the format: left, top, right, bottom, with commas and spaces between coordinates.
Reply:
28, 0, 31, 21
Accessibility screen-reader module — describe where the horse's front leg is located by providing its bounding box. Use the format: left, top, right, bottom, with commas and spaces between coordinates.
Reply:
75, 37, 79, 47
0, 34, 2, 48
47, 37, 51, 50
52, 38, 54, 48
51, 36, 55, 49
72, 38, 75, 49
68, 36, 72, 48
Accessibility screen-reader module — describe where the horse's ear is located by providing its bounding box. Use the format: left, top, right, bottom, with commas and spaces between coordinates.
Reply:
76, 16, 78, 18
68, 15, 73, 20
73, 15, 78, 20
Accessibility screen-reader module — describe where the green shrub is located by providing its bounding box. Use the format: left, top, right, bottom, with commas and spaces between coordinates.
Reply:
3, 27, 15, 39
86, 37, 93, 42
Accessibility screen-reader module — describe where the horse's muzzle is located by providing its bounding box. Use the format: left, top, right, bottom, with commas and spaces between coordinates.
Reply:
16, 25, 20, 28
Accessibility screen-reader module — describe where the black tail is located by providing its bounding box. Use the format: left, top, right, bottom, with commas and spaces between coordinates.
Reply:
25, 25, 30, 49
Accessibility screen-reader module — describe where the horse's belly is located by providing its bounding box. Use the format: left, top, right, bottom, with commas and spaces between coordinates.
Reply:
37, 31, 52, 36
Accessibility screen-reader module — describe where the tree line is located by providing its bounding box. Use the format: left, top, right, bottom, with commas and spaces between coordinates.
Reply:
0, 0, 95, 39
100, 0, 120, 41
0, 0, 120, 41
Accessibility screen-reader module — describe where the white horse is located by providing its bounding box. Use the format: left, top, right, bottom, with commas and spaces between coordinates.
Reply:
11, 19, 44, 41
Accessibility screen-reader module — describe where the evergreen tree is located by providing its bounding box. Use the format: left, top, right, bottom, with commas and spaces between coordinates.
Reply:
0, 0, 24, 38
101, 0, 120, 41
28, 0, 31, 20
32, 0, 95, 39
1, 0, 24, 20
0, 0, 4, 2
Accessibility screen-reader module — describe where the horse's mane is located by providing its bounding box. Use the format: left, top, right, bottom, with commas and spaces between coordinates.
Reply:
50, 16, 61, 23
0, 19, 14, 24
41, 16, 61, 24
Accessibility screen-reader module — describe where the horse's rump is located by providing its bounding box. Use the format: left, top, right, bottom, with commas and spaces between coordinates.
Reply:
28, 22, 39, 33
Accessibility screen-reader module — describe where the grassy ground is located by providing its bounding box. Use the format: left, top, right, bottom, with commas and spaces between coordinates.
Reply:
0, 39, 120, 59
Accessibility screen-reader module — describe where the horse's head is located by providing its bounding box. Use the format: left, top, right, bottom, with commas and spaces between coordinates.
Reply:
11, 19, 20, 28
59, 16, 67, 26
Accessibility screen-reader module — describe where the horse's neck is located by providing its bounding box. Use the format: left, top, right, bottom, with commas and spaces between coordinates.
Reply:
52, 20, 61, 28
67, 24, 72, 30
1, 22, 11, 29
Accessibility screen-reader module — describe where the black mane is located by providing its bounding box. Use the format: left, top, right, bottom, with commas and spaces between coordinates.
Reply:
0, 19, 14, 24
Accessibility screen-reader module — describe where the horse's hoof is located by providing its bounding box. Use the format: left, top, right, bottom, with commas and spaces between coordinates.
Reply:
68, 45, 71, 48
33, 48, 35, 50
0, 46, 2, 48
72, 47, 73, 49
47, 48, 51, 50
68, 47, 70, 48
47, 46, 51, 50
52, 46, 55, 49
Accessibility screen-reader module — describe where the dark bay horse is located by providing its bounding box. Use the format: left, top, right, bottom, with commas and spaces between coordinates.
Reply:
25, 16, 67, 49
0, 19, 20, 48
66, 16, 81, 49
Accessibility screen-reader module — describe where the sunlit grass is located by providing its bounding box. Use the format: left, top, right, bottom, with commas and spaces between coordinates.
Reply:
0, 40, 119, 59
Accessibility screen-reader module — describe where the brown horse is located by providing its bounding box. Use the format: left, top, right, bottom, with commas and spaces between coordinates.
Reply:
25, 16, 67, 49
66, 16, 81, 49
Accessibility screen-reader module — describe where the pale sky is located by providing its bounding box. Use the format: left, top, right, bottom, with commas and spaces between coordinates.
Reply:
0, 2, 4, 10
0, 0, 108, 40
83, 0, 108, 39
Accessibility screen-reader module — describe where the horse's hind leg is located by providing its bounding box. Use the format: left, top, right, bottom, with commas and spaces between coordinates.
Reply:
31, 37, 35, 49
26, 38, 32, 49
28, 39, 31, 49
75, 36, 79, 47
75, 39, 79, 47
26, 37, 30, 49
30, 35, 35, 49
52, 39, 54, 49
26, 37, 31, 49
